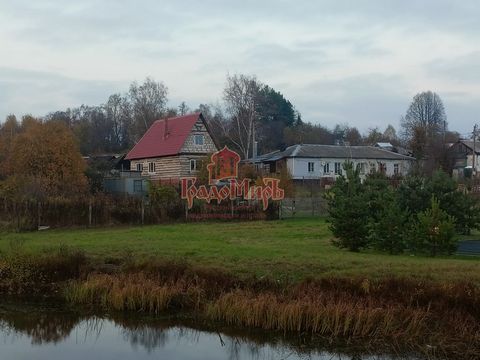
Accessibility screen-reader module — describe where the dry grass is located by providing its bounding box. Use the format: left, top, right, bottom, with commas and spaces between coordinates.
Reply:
64, 262, 480, 359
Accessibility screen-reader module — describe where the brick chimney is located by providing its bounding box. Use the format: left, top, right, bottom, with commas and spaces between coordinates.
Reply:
164, 118, 170, 139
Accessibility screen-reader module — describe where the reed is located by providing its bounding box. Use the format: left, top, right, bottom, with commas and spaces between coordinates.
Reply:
63, 265, 480, 359
1, 249, 479, 358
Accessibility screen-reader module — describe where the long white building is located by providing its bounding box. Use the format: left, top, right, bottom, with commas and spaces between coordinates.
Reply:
253, 144, 415, 181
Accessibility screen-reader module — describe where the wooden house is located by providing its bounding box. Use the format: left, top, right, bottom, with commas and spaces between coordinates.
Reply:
125, 113, 218, 182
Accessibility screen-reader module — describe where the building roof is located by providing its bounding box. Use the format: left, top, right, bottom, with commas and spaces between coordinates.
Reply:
459, 140, 480, 154
257, 144, 415, 161
375, 142, 393, 148
125, 113, 203, 160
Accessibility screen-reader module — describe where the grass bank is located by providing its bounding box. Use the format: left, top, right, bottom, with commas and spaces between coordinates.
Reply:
1, 218, 479, 283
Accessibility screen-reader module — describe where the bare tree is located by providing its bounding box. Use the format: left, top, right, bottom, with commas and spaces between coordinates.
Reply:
105, 94, 132, 149
223, 74, 260, 158
401, 91, 447, 150
383, 124, 398, 143
178, 101, 190, 116
129, 77, 168, 138
401, 91, 448, 173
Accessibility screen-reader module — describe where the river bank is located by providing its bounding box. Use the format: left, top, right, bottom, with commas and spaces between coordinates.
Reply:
0, 247, 479, 359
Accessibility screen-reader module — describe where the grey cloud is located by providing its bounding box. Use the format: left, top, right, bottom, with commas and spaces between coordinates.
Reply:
0, 67, 127, 118
1, 0, 480, 135
294, 74, 410, 130
427, 52, 480, 84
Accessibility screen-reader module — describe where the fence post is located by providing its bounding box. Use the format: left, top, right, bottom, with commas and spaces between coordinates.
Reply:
88, 200, 92, 227
37, 201, 41, 229
141, 198, 145, 225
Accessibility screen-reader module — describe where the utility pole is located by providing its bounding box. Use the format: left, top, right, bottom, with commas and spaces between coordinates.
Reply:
473, 124, 478, 177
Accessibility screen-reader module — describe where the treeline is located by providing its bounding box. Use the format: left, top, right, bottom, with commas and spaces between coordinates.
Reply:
2, 75, 458, 160
0, 74, 465, 205
327, 165, 479, 256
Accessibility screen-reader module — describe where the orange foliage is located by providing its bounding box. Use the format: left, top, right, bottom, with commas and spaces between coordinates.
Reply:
8, 120, 87, 198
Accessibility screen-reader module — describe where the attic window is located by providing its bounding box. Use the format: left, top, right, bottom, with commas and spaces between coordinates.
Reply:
194, 134, 204, 145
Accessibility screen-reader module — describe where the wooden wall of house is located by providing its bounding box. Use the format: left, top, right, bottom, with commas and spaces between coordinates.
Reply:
130, 154, 210, 181
180, 118, 217, 154
131, 156, 181, 181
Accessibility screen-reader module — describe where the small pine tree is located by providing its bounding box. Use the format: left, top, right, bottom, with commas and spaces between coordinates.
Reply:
326, 162, 369, 252
409, 196, 456, 256
368, 197, 409, 254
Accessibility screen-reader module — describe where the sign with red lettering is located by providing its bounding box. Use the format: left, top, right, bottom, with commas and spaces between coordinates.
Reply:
180, 146, 284, 210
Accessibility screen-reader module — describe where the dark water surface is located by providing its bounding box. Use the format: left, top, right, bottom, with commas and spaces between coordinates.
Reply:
0, 303, 420, 360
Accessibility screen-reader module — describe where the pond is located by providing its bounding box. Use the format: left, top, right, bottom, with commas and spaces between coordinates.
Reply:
0, 303, 420, 360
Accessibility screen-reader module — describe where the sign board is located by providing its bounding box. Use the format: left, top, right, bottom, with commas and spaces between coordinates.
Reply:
180, 146, 284, 210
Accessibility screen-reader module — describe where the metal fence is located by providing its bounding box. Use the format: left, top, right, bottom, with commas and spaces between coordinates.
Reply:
279, 197, 327, 218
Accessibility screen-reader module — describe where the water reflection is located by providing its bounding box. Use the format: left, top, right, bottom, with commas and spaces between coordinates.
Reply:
0, 303, 418, 360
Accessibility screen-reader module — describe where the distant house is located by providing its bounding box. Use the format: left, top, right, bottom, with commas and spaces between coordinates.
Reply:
103, 171, 148, 197
448, 140, 480, 177
251, 144, 414, 181
125, 113, 218, 182
374, 142, 413, 157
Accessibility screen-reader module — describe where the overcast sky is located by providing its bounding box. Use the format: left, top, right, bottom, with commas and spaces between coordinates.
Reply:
1, 0, 479, 135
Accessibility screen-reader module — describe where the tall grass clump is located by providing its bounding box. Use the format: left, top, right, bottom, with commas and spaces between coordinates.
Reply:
0, 243, 86, 295
61, 261, 480, 358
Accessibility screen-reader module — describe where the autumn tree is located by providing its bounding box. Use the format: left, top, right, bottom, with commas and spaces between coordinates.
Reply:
283, 122, 334, 146
0, 115, 20, 179
9, 120, 87, 198
344, 127, 362, 145
363, 127, 384, 145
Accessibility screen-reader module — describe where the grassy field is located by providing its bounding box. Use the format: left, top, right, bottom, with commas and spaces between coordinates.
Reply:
1, 217, 479, 283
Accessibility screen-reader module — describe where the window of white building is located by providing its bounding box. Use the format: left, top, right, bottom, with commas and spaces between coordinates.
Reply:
323, 162, 330, 174
334, 162, 342, 175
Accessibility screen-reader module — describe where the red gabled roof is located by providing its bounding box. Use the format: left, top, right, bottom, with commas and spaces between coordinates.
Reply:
125, 113, 202, 160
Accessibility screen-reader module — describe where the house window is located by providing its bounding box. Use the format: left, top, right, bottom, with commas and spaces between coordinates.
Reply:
190, 159, 197, 172
323, 162, 330, 174
334, 162, 342, 175
133, 180, 143, 193
136, 163, 143, 172
194, 134, 204, 145
148, 162, 155, 173
308, 162, 315, 172
394, 163, 399, 175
